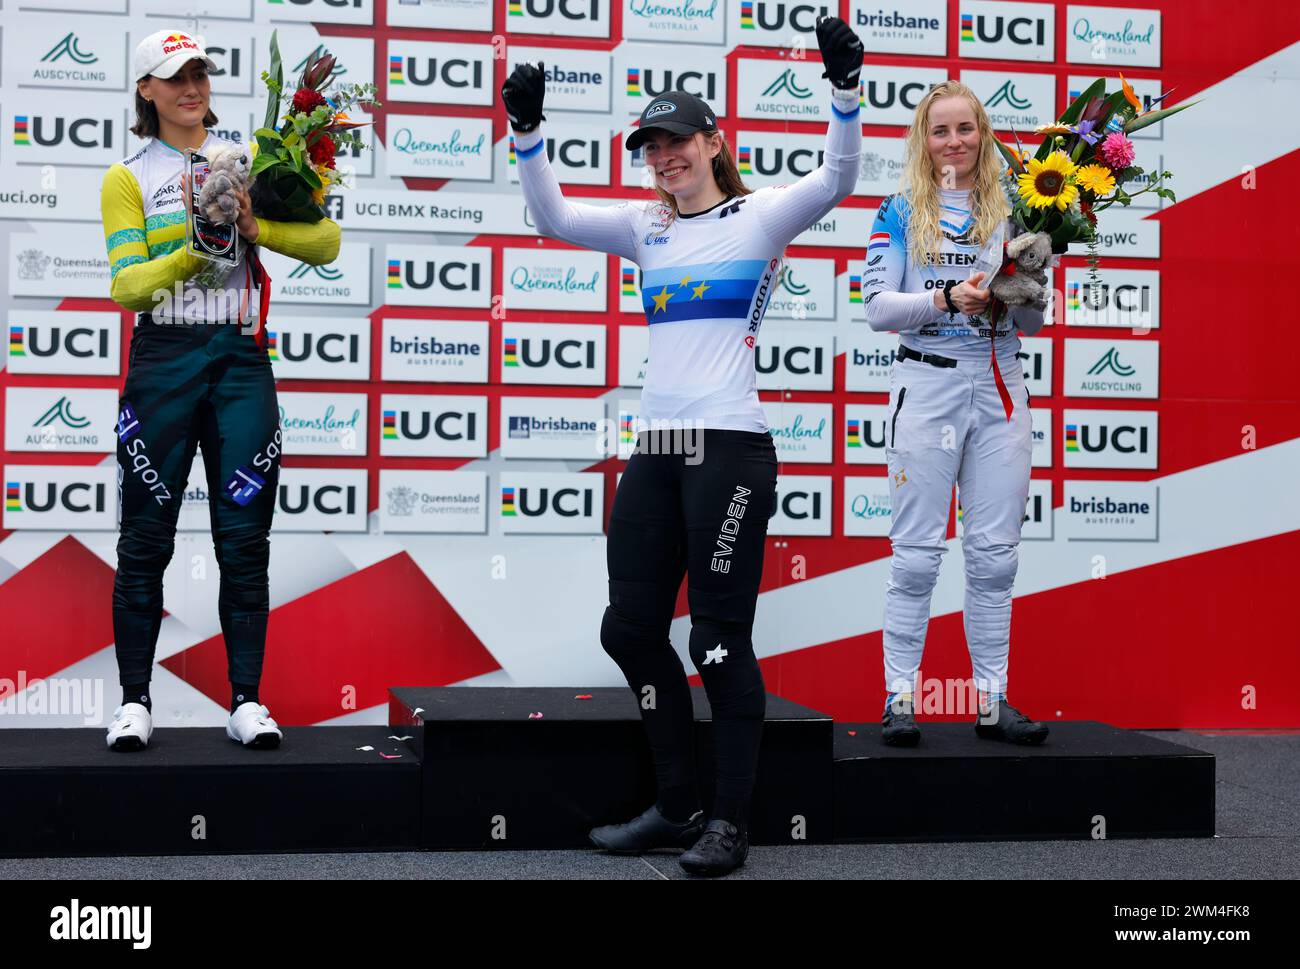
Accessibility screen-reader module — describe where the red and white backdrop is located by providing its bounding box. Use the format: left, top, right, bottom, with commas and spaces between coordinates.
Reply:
1, 0, 1297, 730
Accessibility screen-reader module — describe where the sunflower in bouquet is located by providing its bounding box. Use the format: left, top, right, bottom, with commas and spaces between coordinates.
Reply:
250, 30, 379, 223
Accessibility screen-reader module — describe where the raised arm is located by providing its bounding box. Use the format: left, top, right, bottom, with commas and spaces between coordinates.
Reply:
862, 196, 941, 332
102, 163, 206, 312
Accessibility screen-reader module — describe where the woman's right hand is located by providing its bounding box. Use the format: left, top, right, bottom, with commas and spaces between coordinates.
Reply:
501, 61, 547, 134
949, 272, 992, 316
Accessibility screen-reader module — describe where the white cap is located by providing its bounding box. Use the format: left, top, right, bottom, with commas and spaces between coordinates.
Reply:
133, 29, 217, 81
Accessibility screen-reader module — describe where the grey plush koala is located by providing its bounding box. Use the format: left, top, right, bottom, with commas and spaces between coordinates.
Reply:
988, 230, 1052, 311
195, 144, 251, 224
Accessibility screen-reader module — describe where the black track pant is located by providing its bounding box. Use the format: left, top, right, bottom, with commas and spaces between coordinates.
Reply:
600, 428, 778, 827
113, 317, 281, 690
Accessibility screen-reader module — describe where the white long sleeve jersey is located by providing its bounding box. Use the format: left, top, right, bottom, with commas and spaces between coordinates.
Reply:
861, 187, 1044, 361
514, 86, 861, 432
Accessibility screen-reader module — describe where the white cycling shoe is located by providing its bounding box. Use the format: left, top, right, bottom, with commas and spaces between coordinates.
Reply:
107, 702, 154, 751
226, 701, 283, 748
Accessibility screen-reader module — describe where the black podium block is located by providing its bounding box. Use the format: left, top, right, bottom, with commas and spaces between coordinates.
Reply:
389, 686, 833, 849
833, 721, 1215, 842
0, 727, 421, 857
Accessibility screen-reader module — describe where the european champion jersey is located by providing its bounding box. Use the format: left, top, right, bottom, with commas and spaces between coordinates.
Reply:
863, 187, 1044, 361
514, 85, 862, 433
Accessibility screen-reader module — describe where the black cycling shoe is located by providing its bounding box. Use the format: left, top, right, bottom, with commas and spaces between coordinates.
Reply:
974, 700, 1049, 745
589, 804, 705, 855
679, 819, 748, 877
881, 697, 921, 747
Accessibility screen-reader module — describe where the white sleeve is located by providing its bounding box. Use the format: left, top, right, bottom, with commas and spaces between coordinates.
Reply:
753, 86, 862, 249
513, 128, 640, 262
862, 197, 942, 333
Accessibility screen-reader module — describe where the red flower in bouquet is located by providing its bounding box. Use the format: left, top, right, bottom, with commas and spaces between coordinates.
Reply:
308, 132, 336, 169
292, 87, 326, 114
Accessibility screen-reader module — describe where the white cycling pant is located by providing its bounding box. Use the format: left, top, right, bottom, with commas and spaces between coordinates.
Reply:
882, 349, 1032, 698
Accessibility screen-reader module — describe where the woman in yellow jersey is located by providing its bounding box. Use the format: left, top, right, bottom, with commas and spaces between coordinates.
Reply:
101, 30, 340, 751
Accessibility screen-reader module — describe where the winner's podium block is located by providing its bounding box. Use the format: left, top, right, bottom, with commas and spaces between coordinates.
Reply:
389, 686, 834, 849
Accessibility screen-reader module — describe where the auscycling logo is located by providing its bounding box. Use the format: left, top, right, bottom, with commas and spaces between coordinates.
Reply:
1087, 347, 1136, 377
288, 263, 344, 280
779, 271, 811, 296
985, 79, 1032, 110
41, 32, 98, 64
761, 68, 815, 100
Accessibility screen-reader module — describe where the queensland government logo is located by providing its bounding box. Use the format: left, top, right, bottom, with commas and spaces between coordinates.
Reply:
17, 249, 50, 280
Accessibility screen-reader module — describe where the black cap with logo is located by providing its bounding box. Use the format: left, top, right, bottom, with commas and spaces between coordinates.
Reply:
625, 91, 718, 151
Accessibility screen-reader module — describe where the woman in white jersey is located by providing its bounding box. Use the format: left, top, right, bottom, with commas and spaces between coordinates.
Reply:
864, 80, 1049, 748
503, 16, 863, 876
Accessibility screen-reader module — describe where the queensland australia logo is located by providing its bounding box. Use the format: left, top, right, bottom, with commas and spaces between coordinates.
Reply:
509, 263, 599, 296
1071, 16, 1156, 56
392, 126, 485, 169
17, 249, 51, 280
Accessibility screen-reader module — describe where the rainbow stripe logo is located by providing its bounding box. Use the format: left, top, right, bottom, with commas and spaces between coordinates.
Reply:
389, 55, 404, 84
5, 481, 21, 513
846, 419, 862, 447
848, 275, 862, 303
507, 0, 524, 16
387, 259, 402, 289
508, 135, 517, 166
626, 68, 641, 96
9, 325, 25, 357
1065, 424, 1080, 451
383, 410, 399, 439
737, 146, 752, 175
501, 486, 517, 516
960, 13, 975, 42
621, 267, 637, 296
858, 81, 865, 109
266, 331, 278, 360
1067, 281, 1081, 310
13, 116, 30, 146
503, 337, 519, 367
739, 1, 755, 29
620, 414, 636, 444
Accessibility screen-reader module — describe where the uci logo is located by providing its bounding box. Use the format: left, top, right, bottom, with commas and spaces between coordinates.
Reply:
644, 100, 677, 119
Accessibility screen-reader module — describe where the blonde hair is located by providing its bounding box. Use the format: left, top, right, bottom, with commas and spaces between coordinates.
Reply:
899, 80, 1009, 268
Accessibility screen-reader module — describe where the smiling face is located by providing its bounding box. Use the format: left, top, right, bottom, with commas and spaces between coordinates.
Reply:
640, 128, 722, 200
137, 58, 211, 130
926, 95, 981, 188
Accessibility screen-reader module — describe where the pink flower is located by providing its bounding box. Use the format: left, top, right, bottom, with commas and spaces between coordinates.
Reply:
1099, 131, 1136, 170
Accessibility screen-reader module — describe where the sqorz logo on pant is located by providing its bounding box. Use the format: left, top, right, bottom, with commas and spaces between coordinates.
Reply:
258, 243, 372, 306
1062, 480, 1158, 541
379, 469, 488, 534
1063, 338, 1159, 399
266, 317, 371, 381
385, 244, 492, 308
755, 326, 833, 391
501, 322, 607, 385
379, 394, 488, 457
386, 40, 494, 106
501, 247, 606, 312
278, 392, 368, 456
504, 0, 611, 39
770, 475, 832, 536
763, 402, 833, 464
273, 468, 368, 532
382, 319, 489, 383
3, 465, 115, 530
843, 405, 891, 465
5, 312, 120, 375
843, 474, 891, 537
5, 387, 117, 453
958, 0, 1055, 62
500, 397, 607, 460
1063, 409, 1158, 469
498, 472, 605, 534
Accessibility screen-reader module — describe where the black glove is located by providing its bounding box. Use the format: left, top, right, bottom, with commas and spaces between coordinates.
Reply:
501, 61, 547, 134
816, 16, 864, 91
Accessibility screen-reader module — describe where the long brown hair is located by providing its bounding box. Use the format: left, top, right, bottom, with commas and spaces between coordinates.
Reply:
130, 90, 218, 139
900, 80, 1009, 268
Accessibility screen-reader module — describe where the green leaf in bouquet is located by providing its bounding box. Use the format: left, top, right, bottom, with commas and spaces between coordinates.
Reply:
263, 30, 284, 133
1060, 79, 1107, 126
253, 127, 283, 144
995, 138, 1026, 174
249, 152, 280, 178
299, 165, 322, 190
1124, 98, 1201, 134
282, 128, 300, 149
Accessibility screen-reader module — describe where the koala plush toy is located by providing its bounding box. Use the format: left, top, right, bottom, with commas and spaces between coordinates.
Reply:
988, 230, 1053, 311
195, 143, 251, 224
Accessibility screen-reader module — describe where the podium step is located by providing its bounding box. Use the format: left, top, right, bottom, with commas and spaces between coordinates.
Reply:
389, 686, 834, 849
833, 721, 1215, 842
0, 727, 421, 857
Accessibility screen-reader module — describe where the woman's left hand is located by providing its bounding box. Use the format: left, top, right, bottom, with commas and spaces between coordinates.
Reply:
235, 187, 259, 243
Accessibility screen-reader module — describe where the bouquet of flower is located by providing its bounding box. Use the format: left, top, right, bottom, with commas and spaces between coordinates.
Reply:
250, 30, 378, 223
995, 74, 1197, 278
